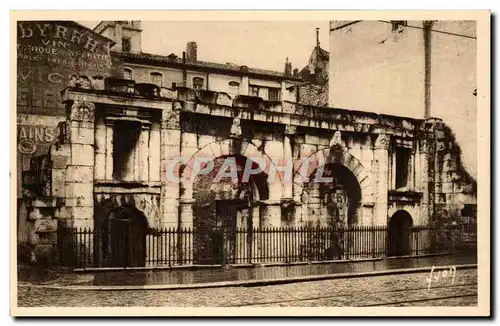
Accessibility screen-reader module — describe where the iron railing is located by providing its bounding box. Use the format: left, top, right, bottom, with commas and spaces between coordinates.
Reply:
58, 224, 477, 269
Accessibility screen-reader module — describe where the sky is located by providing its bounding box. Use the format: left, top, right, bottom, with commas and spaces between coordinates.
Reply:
79, 20, 476, 178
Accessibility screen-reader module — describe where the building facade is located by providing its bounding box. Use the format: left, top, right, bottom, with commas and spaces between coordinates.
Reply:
16, 20, 476, 266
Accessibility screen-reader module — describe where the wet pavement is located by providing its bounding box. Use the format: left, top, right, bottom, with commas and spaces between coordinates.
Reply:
85, 253, 476, 286
17, 268, 478, 307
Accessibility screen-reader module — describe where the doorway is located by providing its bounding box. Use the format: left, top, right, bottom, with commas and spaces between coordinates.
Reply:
211, 199, 248, 264
106, 206, 148, 267
387, 210, 414, 257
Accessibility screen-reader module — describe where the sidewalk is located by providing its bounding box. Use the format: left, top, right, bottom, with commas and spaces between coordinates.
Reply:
18, 252, 477, 289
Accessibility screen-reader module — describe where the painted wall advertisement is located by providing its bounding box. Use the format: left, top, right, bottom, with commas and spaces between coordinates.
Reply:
16, 21, 114, 195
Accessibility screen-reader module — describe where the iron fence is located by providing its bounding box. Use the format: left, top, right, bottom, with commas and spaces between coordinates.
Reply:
58, 224, 476, 269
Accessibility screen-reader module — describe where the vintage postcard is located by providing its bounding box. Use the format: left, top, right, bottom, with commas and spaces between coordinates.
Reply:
11, 10, 490, 317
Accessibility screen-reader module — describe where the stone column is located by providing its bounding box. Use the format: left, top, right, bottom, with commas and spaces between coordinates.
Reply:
283, 125, 295, 199
419, 139, 430, 224
373, 133, 390, 226
104, 119, 114, 180
65, 100, 96, 229
94, 117, 106, 180
149, 122, 161, 182
139, 124, 150, 182
64, 100, 96, 266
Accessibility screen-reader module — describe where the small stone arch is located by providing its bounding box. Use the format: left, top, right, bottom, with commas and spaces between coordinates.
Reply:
387, 210, 414, 256
94, 198, 150, 267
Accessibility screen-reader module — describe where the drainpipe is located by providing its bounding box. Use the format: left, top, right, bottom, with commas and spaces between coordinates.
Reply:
182, 51, 187, 87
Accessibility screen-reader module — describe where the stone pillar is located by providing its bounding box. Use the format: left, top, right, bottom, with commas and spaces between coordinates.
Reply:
283, 125, 295, 199
419, 139, 430, 224
373, 133, 390, 226
139, 124, 150, 182
149, 122, 161, 182
64, 100, 96, 266
94, 117, 106, 180
104, 119, 114, 180
65, 100, 96, 229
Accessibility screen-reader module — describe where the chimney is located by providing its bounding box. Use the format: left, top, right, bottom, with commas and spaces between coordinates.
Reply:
284, 57, 292, 76
186, 42, 197, 62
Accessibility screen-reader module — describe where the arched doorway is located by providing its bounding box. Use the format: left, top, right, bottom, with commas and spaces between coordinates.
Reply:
302, 163, 362, 260
387, 210, 414, 257
191, 154, 268, 264
99, 206, 148, 267
305, 163, 362, 227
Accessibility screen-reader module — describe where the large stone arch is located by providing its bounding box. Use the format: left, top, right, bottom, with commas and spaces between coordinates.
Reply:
181, 138, 282, 200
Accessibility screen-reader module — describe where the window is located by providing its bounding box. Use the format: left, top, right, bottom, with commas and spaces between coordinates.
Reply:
228, 81, 239, 96
171, 82, 177, 90
268, 88, 280, 101
150, 72, 163, 87
249, 85, 259, 97
192, 77, 204, 90
113, 120, 141, 181
395, 147, 411, 189
123, 68, 133, 80
122, 37, 132, 52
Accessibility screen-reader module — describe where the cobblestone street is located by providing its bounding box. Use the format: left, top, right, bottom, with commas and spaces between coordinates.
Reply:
17, 269, 477, 307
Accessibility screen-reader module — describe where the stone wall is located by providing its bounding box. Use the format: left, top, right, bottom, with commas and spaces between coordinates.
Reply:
297, 82, 329, 107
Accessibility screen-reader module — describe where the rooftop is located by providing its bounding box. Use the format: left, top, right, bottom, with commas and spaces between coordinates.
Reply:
113, 51, 303, 82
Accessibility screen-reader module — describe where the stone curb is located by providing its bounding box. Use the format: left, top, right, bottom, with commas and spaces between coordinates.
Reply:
18, 263, 477, 291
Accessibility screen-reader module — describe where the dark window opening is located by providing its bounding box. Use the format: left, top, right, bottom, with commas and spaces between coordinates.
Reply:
395, 147, 411, 189
193, 77, 204, 90
268, 88, 280, 101
171, 82, 177, 90
123, 68, 133, 80
122, 37, 132, 52
113, 120, 141, 181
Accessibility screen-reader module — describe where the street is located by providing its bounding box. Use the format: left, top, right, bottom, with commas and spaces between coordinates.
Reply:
17, 268, 477, 307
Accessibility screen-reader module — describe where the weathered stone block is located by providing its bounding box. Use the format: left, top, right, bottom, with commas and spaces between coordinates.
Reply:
65, 196, 93, 207
28, 208, 48, 220
66, 166, 94, 183
34, 219, 58, 233
33, 244, 58, 265
51, 155, 70, 169
30, 197, 57, 208
37, 231, 58, 245
50, 145, 70, 157
69, 126, 95, 145
66, 207, 94, 223
181, 133, 198, 147
70, 144, 94, 166
197, 135, 216, 150
65, 182, 93, 200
